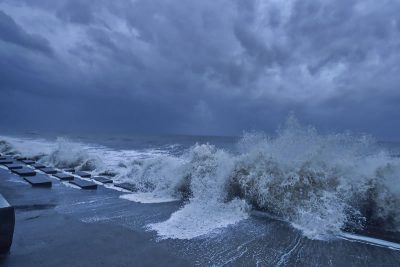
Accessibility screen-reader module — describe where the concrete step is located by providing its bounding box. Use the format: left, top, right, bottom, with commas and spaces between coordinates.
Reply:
0, 159, 14, 165
0, 193, 15, 254
31, 163, 46, 169
115, 183, 137, 192
21, 160, 35, 165
4, 164, 24, 170
40, 168, 58, 174
93, 176, 113, 184
53, 173, 74, 181
12, 168, 36, 177
23, 174, 52, 187
63, 168, 75, 173
75, 171, 91, 178
69, 179, 97, 190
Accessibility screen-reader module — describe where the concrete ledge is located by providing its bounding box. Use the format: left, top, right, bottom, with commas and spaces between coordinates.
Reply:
0, 159, 14, 165
0, 193, 15, 254
4, 164, 24, 170
69, 179, 97, 190
93, 176, 113, 184
21, 160, 35, 165
31, 163, 46, 169
53, 173, 74, 181
75, 171, 91, 178
115, 183, 137, 192
40, 168, 57, 174
12, 168, 36, 177
23, 174, 52, 187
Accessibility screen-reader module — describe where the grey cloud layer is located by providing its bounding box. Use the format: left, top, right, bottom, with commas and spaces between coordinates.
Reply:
0, 0, 399, 139
0, 10, 52, 55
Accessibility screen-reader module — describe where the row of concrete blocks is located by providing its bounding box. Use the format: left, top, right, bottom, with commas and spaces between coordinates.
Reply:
0, 155, 114, 189
1, 155, 137, 192
0, 153, 113, 254
0, 153, 141, 254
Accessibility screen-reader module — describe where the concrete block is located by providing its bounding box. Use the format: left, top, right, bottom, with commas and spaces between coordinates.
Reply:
75, 171, 91, 178
12, 168, 36, 177
115, 183, 137, 192
0, 159, 14, 165
93, 176, 113, 184
40, 168, 58, 174
69, 179, 97, 190
23, 174, 52, 187
53, 173, 74, 181
31, 163, 46, 169
4, 164, 24, 170
21, 160, 35, 165
0, 194, 15, 254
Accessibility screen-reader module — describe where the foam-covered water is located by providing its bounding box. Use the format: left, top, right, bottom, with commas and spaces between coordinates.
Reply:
120, 193, 179, 204
1, 117, 400, 240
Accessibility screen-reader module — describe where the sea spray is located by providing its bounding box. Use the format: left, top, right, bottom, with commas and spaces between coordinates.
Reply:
42, 137, 102, 171
148, 144, 250, 239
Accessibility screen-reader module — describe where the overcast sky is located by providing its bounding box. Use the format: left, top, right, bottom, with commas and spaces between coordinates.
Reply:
0, 0, 399, 139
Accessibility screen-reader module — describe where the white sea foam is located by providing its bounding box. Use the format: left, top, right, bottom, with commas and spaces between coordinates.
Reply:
148, 199, 249, 239
120, 193, 179, 204
339, 233, 400, 251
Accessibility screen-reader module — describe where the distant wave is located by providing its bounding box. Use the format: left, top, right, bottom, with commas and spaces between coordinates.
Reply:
2, 117, 400, 240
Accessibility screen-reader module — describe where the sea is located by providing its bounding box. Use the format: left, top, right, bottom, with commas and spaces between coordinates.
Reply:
1, 118, 400, 254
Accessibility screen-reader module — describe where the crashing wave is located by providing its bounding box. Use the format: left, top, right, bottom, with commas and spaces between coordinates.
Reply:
41, 138, 102, 171
122, 118, 400, 239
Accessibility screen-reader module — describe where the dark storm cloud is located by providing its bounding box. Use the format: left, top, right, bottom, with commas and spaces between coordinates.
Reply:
56, 1, 94, 25
0, 0, 400, 139
0, 10, 52, 55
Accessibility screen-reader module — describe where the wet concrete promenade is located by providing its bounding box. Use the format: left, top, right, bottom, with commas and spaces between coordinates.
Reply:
0, 165, 400, 266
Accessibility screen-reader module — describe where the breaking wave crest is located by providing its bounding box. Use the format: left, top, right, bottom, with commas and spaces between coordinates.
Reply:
0, 137, 103, 171
1, 117, 400, 240
43, 138, 101, 171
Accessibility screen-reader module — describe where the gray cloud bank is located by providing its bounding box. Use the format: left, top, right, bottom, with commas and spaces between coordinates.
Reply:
0, 0, 399, 139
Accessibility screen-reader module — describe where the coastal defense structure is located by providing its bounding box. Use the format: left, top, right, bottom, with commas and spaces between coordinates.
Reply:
0, 154, 105, 254
0, 193, 15, 254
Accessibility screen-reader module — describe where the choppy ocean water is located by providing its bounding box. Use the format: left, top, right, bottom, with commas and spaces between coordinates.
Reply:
1, 119, 400, 243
